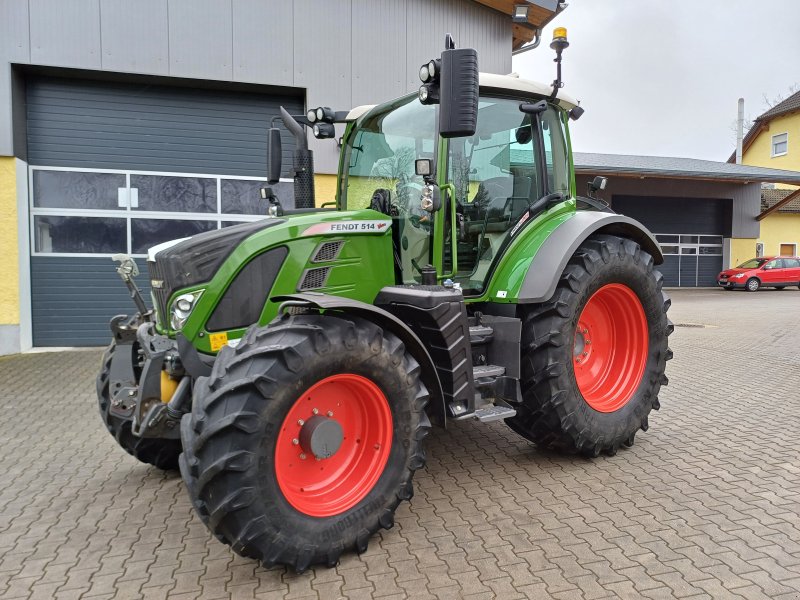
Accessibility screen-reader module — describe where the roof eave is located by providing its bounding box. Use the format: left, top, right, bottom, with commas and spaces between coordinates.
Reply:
574, 166, 800, 187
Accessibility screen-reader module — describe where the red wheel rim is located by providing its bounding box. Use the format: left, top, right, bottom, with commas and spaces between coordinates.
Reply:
573, 284, 648, 412
275, 374, 393, 517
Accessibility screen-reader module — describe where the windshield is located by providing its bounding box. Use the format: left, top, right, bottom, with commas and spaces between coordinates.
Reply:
342, 94, 436, 283
737, 259, 766, 269
340, 93, 571, 291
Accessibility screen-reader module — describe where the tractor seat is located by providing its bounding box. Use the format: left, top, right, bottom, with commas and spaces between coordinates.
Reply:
466, 176, 532, 234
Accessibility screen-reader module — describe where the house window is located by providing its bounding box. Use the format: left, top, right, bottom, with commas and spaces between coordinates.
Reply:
780, 243, 797, 256
772, 132, 788, 157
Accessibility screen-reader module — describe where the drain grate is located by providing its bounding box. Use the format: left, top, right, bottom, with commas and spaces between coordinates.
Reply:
674, 323, 707, 328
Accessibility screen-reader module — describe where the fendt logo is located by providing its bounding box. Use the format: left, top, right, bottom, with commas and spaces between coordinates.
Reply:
303, 221, 392, 236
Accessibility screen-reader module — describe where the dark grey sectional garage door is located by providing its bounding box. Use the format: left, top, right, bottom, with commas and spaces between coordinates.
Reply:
611, 196, 730, 287
27, 75, 303, 346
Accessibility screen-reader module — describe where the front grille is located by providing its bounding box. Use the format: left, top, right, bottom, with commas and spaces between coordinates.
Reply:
148, 260, 170, 327
311, 240, 344, 263
298, 267, 331, 291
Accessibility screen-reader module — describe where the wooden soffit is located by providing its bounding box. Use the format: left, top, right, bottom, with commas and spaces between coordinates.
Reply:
472, 0, 562, 50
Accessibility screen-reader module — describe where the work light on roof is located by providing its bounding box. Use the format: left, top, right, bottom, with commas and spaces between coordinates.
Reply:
312, 122, 336, 139
427, 59, 440, 79
419, 64, 431, 83
512, 4, 529, 23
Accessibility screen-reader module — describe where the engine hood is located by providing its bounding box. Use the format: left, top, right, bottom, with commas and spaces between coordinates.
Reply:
150, 219, 286, 292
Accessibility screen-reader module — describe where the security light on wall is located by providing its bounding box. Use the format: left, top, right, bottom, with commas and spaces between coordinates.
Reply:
512, 4, 529, 23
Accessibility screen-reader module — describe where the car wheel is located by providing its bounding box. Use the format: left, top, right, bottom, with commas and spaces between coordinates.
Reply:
746, 277, 760, 292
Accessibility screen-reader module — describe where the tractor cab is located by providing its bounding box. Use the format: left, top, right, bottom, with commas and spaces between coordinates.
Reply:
339, 77, 578, 295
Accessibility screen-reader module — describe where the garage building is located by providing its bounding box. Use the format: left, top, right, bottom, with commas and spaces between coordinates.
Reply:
2, 0, 560, 352
575, 153, 800, 287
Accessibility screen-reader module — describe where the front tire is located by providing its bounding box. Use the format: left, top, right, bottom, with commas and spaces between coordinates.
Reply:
96, 341, 182, 470
179, 314, 430, 572
505, 234, 673, 457
746, 277, 760, 292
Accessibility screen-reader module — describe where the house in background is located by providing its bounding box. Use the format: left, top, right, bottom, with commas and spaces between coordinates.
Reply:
758, 188, 800, 258
728, 90, 800, 260
734, 89, 800, 180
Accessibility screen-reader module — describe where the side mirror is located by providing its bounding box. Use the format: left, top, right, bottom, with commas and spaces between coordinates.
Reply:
267, 127, 282, 185
439, 47, 479, 138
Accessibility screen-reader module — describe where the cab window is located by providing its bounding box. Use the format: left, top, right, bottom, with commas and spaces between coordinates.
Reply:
447, 97, 547, 292
541, 107, 571, 196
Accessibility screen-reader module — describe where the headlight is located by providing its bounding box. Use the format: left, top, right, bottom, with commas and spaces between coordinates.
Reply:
733, 273, 746, 278
306, 109, 317, 123
170, 290, 203, 330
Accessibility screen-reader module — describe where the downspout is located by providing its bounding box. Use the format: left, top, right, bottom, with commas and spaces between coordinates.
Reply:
511, 29, 541, 56
736, 98, 744, 164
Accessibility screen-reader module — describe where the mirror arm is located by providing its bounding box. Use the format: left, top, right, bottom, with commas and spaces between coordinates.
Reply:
279, 106, 308, 151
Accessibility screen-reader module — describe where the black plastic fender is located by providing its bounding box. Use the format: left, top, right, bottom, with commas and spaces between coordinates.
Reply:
273, 292, 447, 426
519, 211, 663, 303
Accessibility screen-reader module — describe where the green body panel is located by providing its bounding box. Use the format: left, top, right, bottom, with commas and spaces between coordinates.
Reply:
156, 98, 584, 352
470, 199, 576, 304
163, 209, 394, 354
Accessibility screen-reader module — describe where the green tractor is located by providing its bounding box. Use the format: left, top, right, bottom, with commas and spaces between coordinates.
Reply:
97, 31, 671, 572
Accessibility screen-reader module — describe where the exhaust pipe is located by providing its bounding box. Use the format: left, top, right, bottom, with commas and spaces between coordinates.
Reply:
280, 106, 315, 209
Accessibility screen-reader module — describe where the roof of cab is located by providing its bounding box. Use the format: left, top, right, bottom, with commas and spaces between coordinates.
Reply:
344, 72, 579, 121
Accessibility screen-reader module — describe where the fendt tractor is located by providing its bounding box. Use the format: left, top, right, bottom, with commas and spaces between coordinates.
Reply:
97, 30, 672, 571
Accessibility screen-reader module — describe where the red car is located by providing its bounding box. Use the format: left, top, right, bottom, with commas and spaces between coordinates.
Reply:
718, 256, 800, 291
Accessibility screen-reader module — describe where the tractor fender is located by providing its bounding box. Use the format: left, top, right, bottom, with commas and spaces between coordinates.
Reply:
272, 292, 447, 427
518, 211, 663, 303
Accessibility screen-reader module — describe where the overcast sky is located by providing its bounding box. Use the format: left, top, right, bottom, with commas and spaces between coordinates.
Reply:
512, 0, 800, 162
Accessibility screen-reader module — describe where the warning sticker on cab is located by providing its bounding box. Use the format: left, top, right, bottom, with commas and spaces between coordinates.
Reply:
303, 220, 391, 236
209, 332, 228, 352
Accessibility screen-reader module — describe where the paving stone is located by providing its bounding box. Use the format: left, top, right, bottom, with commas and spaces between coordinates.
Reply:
1, 289, 800, 598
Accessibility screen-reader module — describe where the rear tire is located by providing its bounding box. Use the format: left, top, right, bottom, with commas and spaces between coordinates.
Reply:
96, 341, 182, 470
505, 234, 673, 457
746, 277, 760, 292
179, 313, 430, 572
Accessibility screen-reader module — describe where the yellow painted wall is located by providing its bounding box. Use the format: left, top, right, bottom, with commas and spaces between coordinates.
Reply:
758, 213, 800, 256
0, 157, 19, 325
742, 112, 800, 188
314, 174, 338, 207
730, 238, 758, 268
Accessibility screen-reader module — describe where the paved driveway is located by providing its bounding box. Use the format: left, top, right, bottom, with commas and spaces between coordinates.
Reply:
1, 288, 799, 599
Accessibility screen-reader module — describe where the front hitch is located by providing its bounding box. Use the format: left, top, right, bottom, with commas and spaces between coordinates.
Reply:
106, 318, 188, 440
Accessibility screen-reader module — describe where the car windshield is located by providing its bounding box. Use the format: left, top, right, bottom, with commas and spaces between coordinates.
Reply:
736, 259, 766, 269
